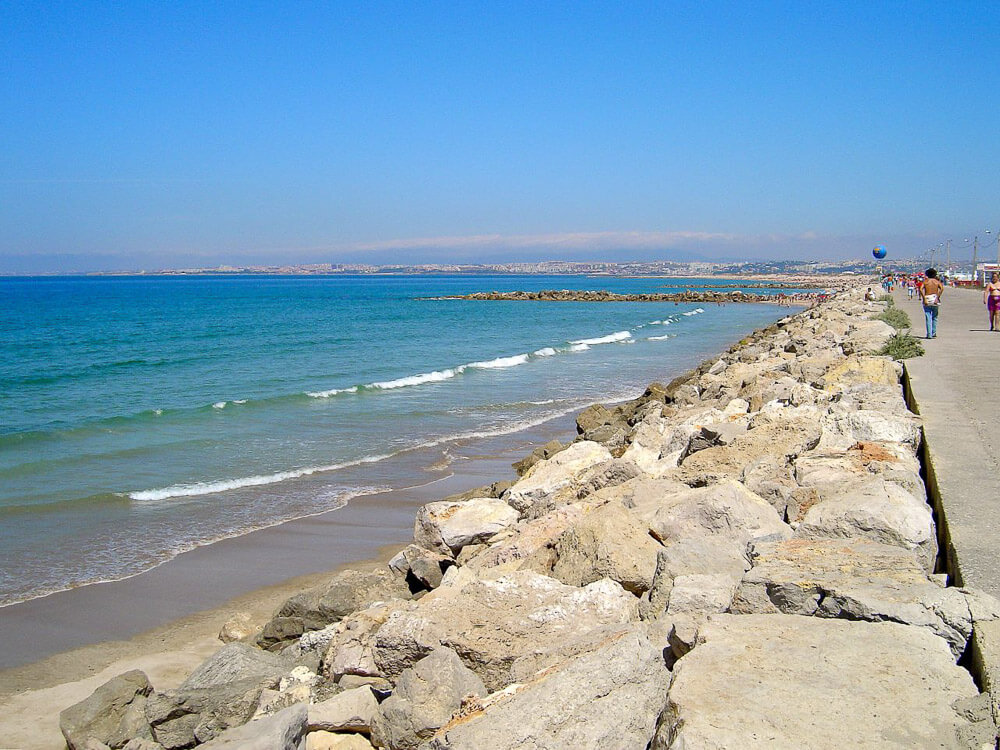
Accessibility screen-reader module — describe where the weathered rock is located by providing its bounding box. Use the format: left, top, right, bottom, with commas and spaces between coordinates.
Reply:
460, 504, 585, 573
576, 403, 614, 433
673, 416, 822, 486
389, 544, 453, 590
795, 478, 937, 570
819, 409, 921, 452
60, 670, 153, 750
307, 733, 374, 750
372, 569, 637, 690
821, 354, 901, 390
267, 569, 413, 651
181, 642, 289, 691
648, 479, 792, 549
575, 458, 642, 498
511, 440, 563, 476
370, 647, 486, 749
414, 497, 519, 555
502, 441, 612, 518
121, 739, 163, 750
146, 679, 266, 748
841, 318, 896, 354
307, 686, 379, 733
665, 573, 739, 617
546, 501, 661, 594
218, 612, 256, 644
322, 601, 400, 680
656, 614, 979, 749
424, 625, 670, 750
195, 704, 308, 750
731, 538, 974, 657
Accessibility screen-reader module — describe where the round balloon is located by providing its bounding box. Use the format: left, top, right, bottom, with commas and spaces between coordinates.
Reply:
872, 245, 887, 260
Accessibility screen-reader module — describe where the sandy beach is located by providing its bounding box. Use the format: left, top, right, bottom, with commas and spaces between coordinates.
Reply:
0, 413, 579, 749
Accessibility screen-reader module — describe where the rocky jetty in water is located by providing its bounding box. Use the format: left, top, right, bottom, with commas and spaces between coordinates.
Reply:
424, 289, 823, 304
59, 285, 1000, 750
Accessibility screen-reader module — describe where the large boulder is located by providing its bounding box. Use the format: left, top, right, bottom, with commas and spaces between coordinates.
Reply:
818, 410, 921, 452
545, 501, 662, 594
195, 704, 307, 750
372, 569, 637, 691
370, 647, 486, 749
841, 318, 896, 354
656, 614, 978, 749
648, 479, 792, 550
321, 601, 401, 680
424, 625, 670, 750
795, 479, 937, 571
307, 686, 379, 734
820, 355, 901, 390
60, 670, 153, 750
502, 441, 612, 518
181, 643, 289, 691
461, 505, 585, 574
266, 569, 412, 650
673, 416, 822, 487
414, 498, 519, 555
731, 538, 974, 657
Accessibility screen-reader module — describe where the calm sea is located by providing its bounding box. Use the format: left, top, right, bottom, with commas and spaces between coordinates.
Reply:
0, 274, 799, 607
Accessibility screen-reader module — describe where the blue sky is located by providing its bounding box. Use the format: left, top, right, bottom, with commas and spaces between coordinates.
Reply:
2, 1, 999, 272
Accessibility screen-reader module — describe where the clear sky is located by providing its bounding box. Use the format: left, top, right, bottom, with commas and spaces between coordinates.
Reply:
3, 1, 999, 272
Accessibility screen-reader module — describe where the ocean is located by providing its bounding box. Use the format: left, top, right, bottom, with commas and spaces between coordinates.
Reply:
0, 274, 800, 608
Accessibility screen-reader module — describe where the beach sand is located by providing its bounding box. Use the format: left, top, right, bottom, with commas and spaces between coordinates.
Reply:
0, 414, 578, 749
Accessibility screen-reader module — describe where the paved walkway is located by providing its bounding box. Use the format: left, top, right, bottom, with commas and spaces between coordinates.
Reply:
898, 285, 1000, 599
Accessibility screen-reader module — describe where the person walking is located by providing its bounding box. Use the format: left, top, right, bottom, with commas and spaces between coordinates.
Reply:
920, 268, 944, 339
984, 272, 1000, 331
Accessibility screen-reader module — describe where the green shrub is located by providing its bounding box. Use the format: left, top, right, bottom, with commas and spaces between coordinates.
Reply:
876, 307, 911, 330
876, 332, 924, 360
878, 294, 894, 303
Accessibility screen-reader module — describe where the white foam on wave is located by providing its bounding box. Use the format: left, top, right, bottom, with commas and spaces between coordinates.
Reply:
308, 385, 359, 399
212, 401, 227, 409
468, 354, 530, 369
371, 368, 465, 390
533, 347, 557, 357
682, 308, 706, 317
569, 343, 590, 352
647, 334, 676, 341
129, 453, 394, 501
570, 330, 632, 346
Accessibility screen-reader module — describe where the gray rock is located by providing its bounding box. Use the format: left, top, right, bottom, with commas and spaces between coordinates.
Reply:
196, 704, 308, 750
424, 625, 669, 750
372, 569, 637, 691
795, 478, 937, 571
60, 670, 153, 750
121, 739, 163, 750
370, 647, 486, 749
502, 441, 612, 518
461, 504, 585, 574
665, 573, 739, 617
547, 501, 662, 594
575, 458, 642, 499
648, 479, 792, 549
656, 614, 979, 749
414, 497, 519, 555
146, 679, 264, 748
321, 601, 400, 680
731, 538, 974, 657
307, 686, 379, 733
181, 642, 289, 691
390, 544, 453, 590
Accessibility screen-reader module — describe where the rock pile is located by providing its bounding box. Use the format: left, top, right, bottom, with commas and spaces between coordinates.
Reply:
60, 286, 1000, 750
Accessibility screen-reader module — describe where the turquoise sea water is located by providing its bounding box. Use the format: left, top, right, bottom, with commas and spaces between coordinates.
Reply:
0, 274, 797, 607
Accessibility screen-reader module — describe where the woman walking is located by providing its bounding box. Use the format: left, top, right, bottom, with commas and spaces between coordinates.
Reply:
920, 268, 944, 339
985, 272, 1000, 331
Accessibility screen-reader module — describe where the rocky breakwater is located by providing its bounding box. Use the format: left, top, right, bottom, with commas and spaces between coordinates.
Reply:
425, 289, 820, 303
59, 286, 1000, 750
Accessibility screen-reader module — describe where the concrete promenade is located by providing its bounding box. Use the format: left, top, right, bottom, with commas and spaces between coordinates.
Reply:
897, 284, 1000, 600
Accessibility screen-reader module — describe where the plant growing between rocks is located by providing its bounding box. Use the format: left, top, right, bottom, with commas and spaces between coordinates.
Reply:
876, 332, 924, 360
876, 306, 911, 330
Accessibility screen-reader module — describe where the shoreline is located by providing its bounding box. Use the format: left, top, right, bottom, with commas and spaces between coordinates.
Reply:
0, 302, 803, 749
